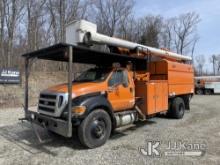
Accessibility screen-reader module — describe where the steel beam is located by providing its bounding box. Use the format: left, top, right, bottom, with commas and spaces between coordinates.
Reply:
67, 46, 73, 137
24, 58, 29, 118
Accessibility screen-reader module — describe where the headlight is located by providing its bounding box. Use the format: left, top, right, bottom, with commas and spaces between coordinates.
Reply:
72, 106, 86, 116
58, 95, 64, 108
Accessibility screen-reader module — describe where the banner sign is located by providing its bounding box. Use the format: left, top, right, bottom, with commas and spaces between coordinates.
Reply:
0, 68, 20, 84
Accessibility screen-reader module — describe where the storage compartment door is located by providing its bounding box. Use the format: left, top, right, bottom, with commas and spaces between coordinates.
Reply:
146, 83, 156, 115
155, 82, 168, 113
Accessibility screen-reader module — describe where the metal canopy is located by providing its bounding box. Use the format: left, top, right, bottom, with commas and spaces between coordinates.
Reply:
22, 43, 148, 138
22, 43, 147, 70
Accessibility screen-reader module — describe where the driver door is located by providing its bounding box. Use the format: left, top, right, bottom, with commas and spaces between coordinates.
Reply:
107, 69, 135, 111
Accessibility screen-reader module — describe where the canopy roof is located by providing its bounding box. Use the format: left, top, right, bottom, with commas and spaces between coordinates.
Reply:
22, 43, 147, 70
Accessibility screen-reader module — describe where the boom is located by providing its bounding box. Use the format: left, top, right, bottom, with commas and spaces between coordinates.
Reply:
66, 20, 192, 61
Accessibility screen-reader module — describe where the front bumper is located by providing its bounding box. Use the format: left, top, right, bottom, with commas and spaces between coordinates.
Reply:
27, 111, 72, 137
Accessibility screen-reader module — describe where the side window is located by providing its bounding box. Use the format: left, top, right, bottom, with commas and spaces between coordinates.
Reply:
108, 70, 129, 87
122, 70, 129, 87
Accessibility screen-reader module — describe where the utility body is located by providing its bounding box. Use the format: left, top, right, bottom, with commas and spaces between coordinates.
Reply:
22, 20, 194, 148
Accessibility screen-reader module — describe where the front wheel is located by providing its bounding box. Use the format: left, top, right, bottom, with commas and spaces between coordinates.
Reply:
78, 109, 112, 148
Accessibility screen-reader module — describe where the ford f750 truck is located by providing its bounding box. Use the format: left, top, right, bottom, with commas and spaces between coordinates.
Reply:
22, 20, 194, 148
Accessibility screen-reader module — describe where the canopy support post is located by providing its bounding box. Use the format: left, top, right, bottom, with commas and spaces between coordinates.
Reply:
67, 46, 73, 137
24, 58, 29, 118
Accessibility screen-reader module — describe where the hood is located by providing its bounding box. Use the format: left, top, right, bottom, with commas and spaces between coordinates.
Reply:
44, 82, 107, 98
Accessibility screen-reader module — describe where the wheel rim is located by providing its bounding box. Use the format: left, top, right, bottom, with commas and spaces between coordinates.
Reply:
91, 119, 106, 139
197, 90, 202, 95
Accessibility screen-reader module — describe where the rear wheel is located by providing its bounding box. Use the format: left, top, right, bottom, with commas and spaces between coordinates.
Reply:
78, 109, 112, 148
196, 89, 203, 95
205, 89, 212, 95
167, 97, 185, 119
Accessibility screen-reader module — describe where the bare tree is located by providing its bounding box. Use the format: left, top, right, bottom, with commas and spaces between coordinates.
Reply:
4, 0, 24, 67
47, 0, 89, 44
160, 18, 176, 50
0, 0, 6, 67
92, 0, 134, 36
27, 0, 46, 51
216, 55, 220, 74
210, 55, 217, 75
59, 0, 66, 42
139, 15, 163, 48
173, 12, 200, 55
47, 0, 59, 43
66, 0, 90, 22
190, 34, 199, 64
118, 18, 144, 43
117, 15, 137, 41
0, 0, 202, 73
195, 55, 206, 76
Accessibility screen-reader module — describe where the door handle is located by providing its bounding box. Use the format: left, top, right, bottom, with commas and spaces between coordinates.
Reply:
153, 95, 159, 99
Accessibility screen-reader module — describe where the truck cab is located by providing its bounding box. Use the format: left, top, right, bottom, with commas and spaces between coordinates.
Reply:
36, 64, 140, 148
38, 65, 135, 118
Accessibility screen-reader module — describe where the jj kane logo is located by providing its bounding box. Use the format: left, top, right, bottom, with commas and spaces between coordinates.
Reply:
139, 140, 206, 157
139, 141, 161, 157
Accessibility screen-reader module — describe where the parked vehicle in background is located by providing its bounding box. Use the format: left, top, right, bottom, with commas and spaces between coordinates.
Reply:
195, 76, 220, 95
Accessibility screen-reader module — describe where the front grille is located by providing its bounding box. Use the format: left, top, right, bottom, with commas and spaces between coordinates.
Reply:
40, 94, 56, 99
39, 100, 55, 106
38, 106, 55, 113
38, 93, 57, 113
38, 92, 68, 117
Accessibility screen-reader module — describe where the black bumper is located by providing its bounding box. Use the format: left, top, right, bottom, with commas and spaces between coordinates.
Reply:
27, 111, 72, 137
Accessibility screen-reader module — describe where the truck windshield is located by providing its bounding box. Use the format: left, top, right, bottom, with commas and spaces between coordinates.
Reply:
74, 68, 110, 82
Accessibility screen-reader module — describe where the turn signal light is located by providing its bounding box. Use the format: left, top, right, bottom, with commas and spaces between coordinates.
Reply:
72, 106, 86, 116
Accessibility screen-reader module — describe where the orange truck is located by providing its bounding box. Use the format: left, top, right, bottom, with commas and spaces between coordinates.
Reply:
22, 20, 194, 148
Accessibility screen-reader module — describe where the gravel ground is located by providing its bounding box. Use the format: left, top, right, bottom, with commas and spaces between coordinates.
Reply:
0, 95, 219, 165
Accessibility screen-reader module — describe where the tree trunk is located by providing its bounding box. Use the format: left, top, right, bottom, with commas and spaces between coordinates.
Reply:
0, 0, 6, 67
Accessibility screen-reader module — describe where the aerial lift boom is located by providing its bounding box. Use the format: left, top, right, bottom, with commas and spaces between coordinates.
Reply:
66, 20, 192, 61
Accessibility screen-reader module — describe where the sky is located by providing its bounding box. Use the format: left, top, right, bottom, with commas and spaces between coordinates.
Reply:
134, 0, 220, 71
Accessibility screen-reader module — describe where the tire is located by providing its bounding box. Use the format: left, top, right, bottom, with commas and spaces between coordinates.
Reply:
196, 89, 203, 95
204, 89, 212, 95
47, 130, 57, 136
78, 109, 112, 148
167, 97, 185, 119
